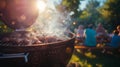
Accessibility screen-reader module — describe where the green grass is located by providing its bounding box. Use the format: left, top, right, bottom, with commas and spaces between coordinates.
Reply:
69, 48, 120, 67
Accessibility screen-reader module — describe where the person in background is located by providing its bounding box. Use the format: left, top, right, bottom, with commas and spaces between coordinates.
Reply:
117, 25, 120, 36
110, 30, 120, 48
96, 23, 110, 44
75, 25, 84, 45
96, 23, 108, 36
84, 24, 97, 46
76, 25, 84, 39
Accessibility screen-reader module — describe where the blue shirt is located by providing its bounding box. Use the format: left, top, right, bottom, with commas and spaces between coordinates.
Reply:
110, 35, 120, 48
84, 28, 97, 46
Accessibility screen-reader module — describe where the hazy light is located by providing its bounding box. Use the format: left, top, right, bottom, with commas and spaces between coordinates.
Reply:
73, 22, 76, 25
32, 0, 71, 39
36, 0, 46, 12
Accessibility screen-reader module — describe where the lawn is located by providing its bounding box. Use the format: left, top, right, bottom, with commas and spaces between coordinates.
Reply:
68, 47, 120, 67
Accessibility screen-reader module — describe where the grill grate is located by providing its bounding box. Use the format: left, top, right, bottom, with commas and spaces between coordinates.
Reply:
0, 41, 26, 46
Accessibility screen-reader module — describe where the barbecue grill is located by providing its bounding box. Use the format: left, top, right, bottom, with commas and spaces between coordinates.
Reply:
0, 0, 75, 67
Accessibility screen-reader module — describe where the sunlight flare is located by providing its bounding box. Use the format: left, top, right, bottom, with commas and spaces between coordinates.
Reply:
36, 0, 46, 12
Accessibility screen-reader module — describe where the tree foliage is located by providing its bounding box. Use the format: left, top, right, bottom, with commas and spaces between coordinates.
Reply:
56, 0, 82, 31
58, 0, 120, 33
60, 0, 81, 18
100, 0, 120, 31
79, 0, 101, 28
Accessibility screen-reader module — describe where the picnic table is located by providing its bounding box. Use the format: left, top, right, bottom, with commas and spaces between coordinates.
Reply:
74, 35, 120, 55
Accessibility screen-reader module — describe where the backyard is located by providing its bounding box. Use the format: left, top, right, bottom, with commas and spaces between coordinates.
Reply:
0, 0, 120, 67
68, 46, 120, 67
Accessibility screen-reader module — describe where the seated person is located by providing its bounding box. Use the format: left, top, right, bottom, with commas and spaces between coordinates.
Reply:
110, 30, 120, 48
96, 23, 109, 43
84, 24, 97, 46
96, 23, 108, 36
76, 25, 84, 42
117, 25, 120, 36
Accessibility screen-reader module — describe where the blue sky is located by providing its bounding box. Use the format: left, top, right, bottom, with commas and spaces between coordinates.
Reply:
80, 1, 87, 10
80, 0, 106, 10
52, 0, 106, 10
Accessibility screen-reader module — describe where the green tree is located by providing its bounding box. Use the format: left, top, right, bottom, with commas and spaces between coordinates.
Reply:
79, 0, 101, 28
61, 0, 81, 18
56, 0, 83, 31
100, 0, 120, 32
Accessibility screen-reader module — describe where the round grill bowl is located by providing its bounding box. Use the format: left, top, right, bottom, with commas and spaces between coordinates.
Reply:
0, 0, 75, 67
0, 34, 75, 67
